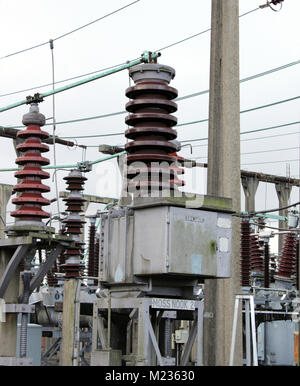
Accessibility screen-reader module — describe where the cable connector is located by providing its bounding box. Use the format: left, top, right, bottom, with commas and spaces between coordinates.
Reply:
259, 0, 284, 11
25, 93, 44, 104
141, 51, 161, 64
76, 161, 93, 172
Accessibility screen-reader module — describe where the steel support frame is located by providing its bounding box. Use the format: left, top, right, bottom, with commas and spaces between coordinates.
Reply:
0, 244, 30, 298
92, 297, 204, 366
229, 294, 258, 366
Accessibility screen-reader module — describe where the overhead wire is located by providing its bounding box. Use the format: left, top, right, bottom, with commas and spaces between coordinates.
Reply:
156, 6, 260, 52
242, 159, 300, 166
0, 5, 277, 100
0, 0, 142, 61
184, 130, 300, 149
55, 102, 300, 140
49, 40, 61, 229
180, 120, 300, 144
192, 146, 300, 160
0, 4, 296, 174
0, 52, 160, 113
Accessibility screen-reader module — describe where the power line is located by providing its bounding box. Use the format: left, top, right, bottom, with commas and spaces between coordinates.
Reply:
242, 159, 300, 166
187, 130, 300, 148
157, 6, 260, 52
0, 6, 278, 99
0, 52, 160, 114
0, 62, 129, 98
178, 95, 300, 129
53, 0, 141, 42
180, 120, 300, 144
193, 146, 300, 160
191, 158, 300, 166
4, 92, 298, 134
0, 0, 141, 60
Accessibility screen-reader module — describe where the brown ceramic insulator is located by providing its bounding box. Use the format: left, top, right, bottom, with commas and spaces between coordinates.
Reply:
241, 220, 251, 286
250, 233, 264, 273
124, 63, 182, 193
277, 233, 297, 279
11, 105, 51, 224
296, 240, 299, 290
60, 170, 87, 278
264, 242, 270, 288
169, 153, 185, 187
88, 223, 96, 278
94, 235, 100, 285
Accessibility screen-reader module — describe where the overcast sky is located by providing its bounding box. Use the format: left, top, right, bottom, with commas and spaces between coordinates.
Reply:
0, 0, 300, 247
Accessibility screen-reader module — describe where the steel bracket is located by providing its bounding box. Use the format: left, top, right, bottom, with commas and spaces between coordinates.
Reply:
0, 244, 30, 298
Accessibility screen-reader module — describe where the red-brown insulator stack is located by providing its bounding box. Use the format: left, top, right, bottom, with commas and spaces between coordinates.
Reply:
169, 152, 185, 188
277, 232, 297, 279
87, 220, 96, 278
60, 170, 86, 278
94, 235, 100, 285
264, 241, 270, 288
11, 103, 51, 226
124, 63, 183, 194
250, 233, 264, 273
241, 219, 251, 286
296, 240, 299, 290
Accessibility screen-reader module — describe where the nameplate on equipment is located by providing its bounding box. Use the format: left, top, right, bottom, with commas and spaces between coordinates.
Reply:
151, 298, 196, 311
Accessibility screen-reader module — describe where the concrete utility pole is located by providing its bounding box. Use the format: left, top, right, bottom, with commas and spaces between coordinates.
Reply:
242, 176, 259, 213
204, 0, 242, 366
275, 182, 292, 252
0, 184, 13, 239
60, 279, 81, 366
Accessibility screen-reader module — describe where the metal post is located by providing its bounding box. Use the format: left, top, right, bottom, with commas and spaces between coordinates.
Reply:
229, 296, 240, 366
197, 301, 204, 366
204, 0, 242, 366
245, 300, 251, 366
249, 296, 258, 366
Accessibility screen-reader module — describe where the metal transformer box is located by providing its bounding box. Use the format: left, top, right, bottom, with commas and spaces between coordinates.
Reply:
100, 205, 232, 284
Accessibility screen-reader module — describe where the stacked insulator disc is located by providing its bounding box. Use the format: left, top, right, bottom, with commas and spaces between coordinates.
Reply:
124, 63, 183, 194
241, 219, 251, 286
168, 152, 185, 188
277, 232, 297, 279
94, 235, 100, 285
11, 103, 51, 226
60, 170, 86, 278
250, 233, 264, 273
296, 241, 299, 290
264, 242, 270, 288
87, 220, 96, 278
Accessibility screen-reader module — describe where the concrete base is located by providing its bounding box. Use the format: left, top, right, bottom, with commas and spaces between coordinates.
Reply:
91, 349, 122, 366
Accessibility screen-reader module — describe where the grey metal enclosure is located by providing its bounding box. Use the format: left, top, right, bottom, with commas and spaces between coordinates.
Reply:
100, 205, 232, 284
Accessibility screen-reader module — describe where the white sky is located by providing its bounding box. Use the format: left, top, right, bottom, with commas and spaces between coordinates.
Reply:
0, 0, 300, 249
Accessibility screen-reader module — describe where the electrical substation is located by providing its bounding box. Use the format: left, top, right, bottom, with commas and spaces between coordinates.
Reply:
0, 0, 299, 368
